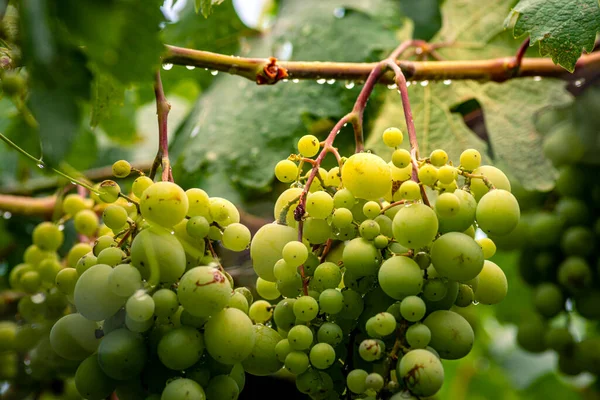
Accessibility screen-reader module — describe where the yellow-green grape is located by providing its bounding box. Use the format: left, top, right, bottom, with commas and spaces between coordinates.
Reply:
418, 164, 438, 186
97, 247, 125, 267
332, 208, 353, 228
112, 160, 131, 178
132, 176, 153, 199
469, 165, 511, 201
474, 260, 508, 305
222, 223, 251, 251
74, 210, 99, 237
429, 149, 448, 167
49, 314, 100, 361
249, 300, 273, 323
98, 180, 121, 203
55, 268, 78, 295
130, 226, 186, 285
423, 310, 474, 359
333, 188, 356, 209
306, 167, 328, 193
285, 351, 310, 375
390, 162, 413, 182
391, 149, 412, 169
325, 167, 341, 187
437, 165, 456, 185
20, 271, 41, 293
306, 192, 333, 220
93, 235, 117, 256
251, 223, 297, 282
178, 266, 231, 318
362, 201, 381, 219
275, 160, 298, 183
241, 324, 283, 376
274, 187, 302, 227
38, 258, 62, 285
476, 189, 520, 236
256, 278, 281, 300
282, 241, 308, 267
378, 256, 423, 300
186, 216, 210, 238
455, 284, 475, 307
297, 134, 320, 157
398, 180, 421, 201
74, 264, 128, 321
359, 220, 380, 240
382, 127, 404, 148
342, 153, 392, 200
102, 205, 128, 231
186, 188, 210, 218
347, 369, 368, 394
32, 222, 64, 251
392, 203, 438, 249
435, 192, 460, 218
365, 372, 385, 391
67, 243, 92, 267
293, 295, 319, 322
430, 232, 484, 281
459, 149, 481, 171
309, 342, 336, 369
373, 235, 389, 249
76, 253, 98, 275
342, 238, 381, 277
62, 194, 89, 215
75, 354, 117, 400
476, 237, 496, 259
303, 217, 331, 244
209, 197, 240, 226
204, 308, 256, 365
397, 349, 444, 396
140, 182, 189, 228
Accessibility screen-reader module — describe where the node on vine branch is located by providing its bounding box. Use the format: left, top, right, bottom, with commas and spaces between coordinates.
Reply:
256, 57, 288, 85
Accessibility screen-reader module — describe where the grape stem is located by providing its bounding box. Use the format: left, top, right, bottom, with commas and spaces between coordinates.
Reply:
149, 70, 174, 182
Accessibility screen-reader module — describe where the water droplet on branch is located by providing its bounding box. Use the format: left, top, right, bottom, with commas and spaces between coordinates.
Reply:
333, 7, 346, 18
186, 65, 196, 70
316, 78, 326, 84
162, 63, 173, 71
443, 79, 452, 85
326, 79, 336, 85
344, 81, 355, 89
210, 70, 219, 76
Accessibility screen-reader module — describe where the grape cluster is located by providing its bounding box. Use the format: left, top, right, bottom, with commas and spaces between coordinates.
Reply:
506, 135, 600, 377
252, 128, 520, 399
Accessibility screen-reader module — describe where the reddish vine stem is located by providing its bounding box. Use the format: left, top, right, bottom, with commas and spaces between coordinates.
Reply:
150, 71, 173, 182
509, 38, 531, 75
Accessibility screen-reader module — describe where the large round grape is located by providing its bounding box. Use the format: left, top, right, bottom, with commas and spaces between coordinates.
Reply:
423, 310, 474, 359
140, 181, 189, 228
430, 232, 484, 282
274, 188, 303, 228
438, 189, 477, 233
342, 238, 381, 277
204, 308, 255, 365
74, 264, 128, 321
397, 349, 444, 397
98, 328, 147, 380
342, 153, 392, 200
242, 325, 283, 376
250, 223, 297, 282
378, 256, 423, 300
157, 327, 204, 370
130, 226, 186, 285
178, 266, 232, 318
75, 354, 117, 400
470, 165, 511, 201
474, 260, 508, 305
161, 378, 206, 400
476, 189, 520, 236
392, 203, 438, 249
50, 314, 100, 360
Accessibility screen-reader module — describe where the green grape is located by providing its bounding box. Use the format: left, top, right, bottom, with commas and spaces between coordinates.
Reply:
209, 197, 240, 226
107, 264, 142, 297
333, 188, 356, 209
112, 160, 131, 178
157, 326, 204, 370
527, 211, 564, 247
273, 298, 296, 331
298, 134, 320, 157
221, 223, 251, 252
287, 325, 313, 351
463, 225, 476, 238
516, 316, 547, 353
126, 291, 154, 322
74, 209, 99, 237
406, 323, 431, 349
423, 279, 448, 301
365, 372, 385, 391
204, 308, 255, 364
130, 177, 152, 199
251, 223, 297, 282
561, 226, 595, 256
555, 197, 590, 226
423, 310, 473, 359
309, 342, 336, 369
140, 182, 189, 228
229, 363, 246, 391
161, 378, 206, 400
75, 253, 98, 276
401, 296, 426, 322
186, 216, 210, 239
75, 354, 117, 400
359, 338, 384, 361
378, 256, 423, 300
476, 237, 496, 259
392, 203, 438, 249
294, 296, 319, 321
359, 219, 380, 240
98, 180, 121, 203
62, 193, 89, 216
274, 188, 303, 228
97, 328, 147, 380
97, 247, 125, 267
398, 180, 421, 201
437, 165, 456, 185
149, 290, 177, 319
0, 322, 16, 352
285, 351, 310, 375
74, 264, 128, 321
276, 275, 303, 298
325, 166, 341, 187
273, 259, 297, 281
317, 322, 343, 346
430, 232, 484, 281
362, 201, 381, 219
242, 324, 283, 376
470, 165, 511, 201
459, 149, 481, 170
93, 235, 116, 256
49, 314, 99, 361
303, 217, 331, 244
435, 193, 460, 218
275, 160, 299, 183
228, 292, 249, 314
208, 225, 223, 241
256, 277, 281, 300
249, 300, 273, 323
342, 238, 381, 277
340, 289, 365, 319
373, 235, 388, 249
429, 149, 448, 167
67, 243, 92, 268
206, 375, 239, 400
282, 241, 308, 267
476, 189, 520, 236
319, 289, 344, 314
184, 188, 209, 219
178, 266, 231, 318
306, 191, 334, 219
574, 290, 600, 319
275, 339, 292, 362
533, 283, 563, 318
102, 205, 128, 231
454, 284, 474, 307
391, 148, 411, 169
414, 251, 431, 270
20, 270, 41, 293
332, 208, 353, 228
342, 153, 392, 200
382, 127, 404, 147
418, 164, 438, 186
371, 312, 396, 336
555, 165, 587, 197
438, 189, 476, 233
474, 260, 508, 305
558, 256, 592, 293
55, 267, 78, 295
397, 349, 444, 396
131, 226, 186, 285
32, 222, 64, 251
347, 369, 368, 394
313, 262, 342, 290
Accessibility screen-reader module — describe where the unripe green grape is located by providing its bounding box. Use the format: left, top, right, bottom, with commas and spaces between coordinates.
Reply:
285, 351, 309, 374
161, 378, 206, 400
365, 372, 385, 391
423, 278, 448, 301
476, 189, 520, 236
555, 197, 589, 226
75, 264, 128, 321
74, 209, 99, 237
242, 324, 283, 376
226, 292, 248, 315
435, 192, 460, 217
406, 323, 431, 348
287, 325, 313, 350
325, 167, 342, 187
313, 262, 342, 290
140, 182, 189, 228
342, 153, 392, 200
558, 256, 592, 293
561, 226, 595, 257
430, 232, 484, 282
131, 225, 186, 284
38, 258, 62, 285
98, 180, 121, 204
251, 223, 298, 282
297, 134, 320, 157
400, 296, 426, 322
97, 247, 125, 267
98, 328, 147, 380
516, 316, 547, 353
544, 327, 574, 353
379, 256, 423, 300
392, 203, 438, 249
93, 235, 116, 256
178, 266, 231, 318
129, 176, 152, 199
392, 148, 412, 169
316, 322, 342, 346
75, 354, 117, 400
256, 277, 281, 300
209, 197, 240, 226
282, 241, 308, 267
67, 243, 92, 268
62, 193, 88, 216
306, 167, 328, 193
470, 165, 511, 201
112, 160, 131, 178
454, 284, 474, 307
150, 289, 178, 319
362, 201, 381, 219
1, 72, 25, 95
186, 216, 210, 238
107, 264, 141, 297
418, 164, 438, 186
397, 349, 444, 396
437, 165, 456, 184
306, 191, 334, 219
204, 308, 255, 365
359, 219, 380, 240
340, 289, 364, 319
476, 237, 496, 259
102, 205, 128, 231
126, 291, 155, 322
342, 238, 381, 277
75, 253, 97, 275
414, 251, 431, 270
32, 222, 64, 251
382, 127, 404, 147
275, 339, 292, 362
275, 159, 298, 183
249, 300, 273, 323
332, 208, 353, 228
373, 235, 388, 249
423, 310, 474, 359
206, 375, 239, 400
333, 188, 356, 209
438, 189, 477, 233
459, 149, 481, 170
221, 222, 251, 251
533, 283, 563, 318
182, 188, 209, 219
310, 342, 336, 369
20, 270, 41, 293
347, 369, 368, 394
371, 312, 396, 337
273, 259, 297, 281
55, 267, 78, 295
294, 295, 319, 321
49, 314, 100, 361
318, 289, 344, 314
157, 326, 204, 371
430, 149, 448, 166
276, 276, 303, 298
303, 217, 331, 244
398, 180, 421, 201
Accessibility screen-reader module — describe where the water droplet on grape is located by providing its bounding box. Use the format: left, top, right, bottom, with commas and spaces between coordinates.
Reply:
533, 76, 542, 82
210, 70, 219, 76
333, 7, 346, 18
574, 78, 585, 87
326, 79, 336, 85
471, 300, 479, 305
162, 63, 173, 71
387, 83, 397, 90
58, 224, 65, 231
344, 81, 355, 89
2, 211, 11, 219
420, 80, 429, 87
317, 78, 326, 84
37, 163, 45, 169
31, 293, 46, 304
186, 65, 196, 70
565, 298, 573, 311
443, 79, 452, 85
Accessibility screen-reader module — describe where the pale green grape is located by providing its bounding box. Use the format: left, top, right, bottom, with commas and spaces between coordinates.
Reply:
319, 289, 344, 314
93, 235, 117, 256
359, 219, 380, 240
306, 191, 334, 219
249, 300, 273, 323
313, 262, 342, 290
282, 241, 308, 267
429, 149, 448, 167
361, 201, 380, 219
285, 351, 309, 375
556, 197, 589, 226
418, 164, 438, 186
400, 296, 426, 322
186, 188, 210, 218
392, 203, 438, 249
342, 153, 392, 200
140, 182, 189, 228
103, 205, 128, 231
276, 275, 303, 298
382, 127, 404, 147
516, 316, 546, 353
332, 208, 353, 228
333, 188, 356, 209
256, 277, 281, 300
23, 244, 56, 266
340, 289, 364, 319
273, 259, 297, 281
131, 226, 186, 285
98, 328, 147, 380
149, 289, 177, 319
359, 339, 383, 361
298, 134, 320, 157
459, 149, 481, 170
75, 354, 117, 400
32, 222, 64, 251
74, 210, 99, 237
317, 322, 343, 346
454, 284, 474, 307
208, 225, 223, 241
533, 283, 563, 318
206, 375, 239, 400
406, 323, 431, 348
157, 326, 204, 370
97, 247, 125, 267
98, 180, 121, 203
294, 296, 319, 322
373, 235, 388, 249
365, 372, 384, 391
108, 264, 142, 297
398, 180, 421, 201
55, 267, 78, 296
303, 217, 331, 244
274, 188, 303, 228
67, 243, 93, 268
430, 232, 484, 282
561, 226, 595, 256
287, 325, 313, 350
221, 223, 251, 252
397, 349, 444, 396
310, 342, 336, 369
186, 216, 210, 239
372, 312, 396, 336
436, 190, 476, 233
50, 314, 100, 360
178, 266, 232, 318
273, 298, 296, 331
470, 165, 511, 201
437, 165, 456, 185
347, 369, 368, 394
275, 160, 298, 183
423, 310, 473, 359
126, 291, 155, 322
111, 159, 131, 178
325, 167, 341, 187
0, 322, 16, 352
242, 324, 283, 376
209, 197, 240, 226
204, 308, 255, 364
251, 223, 298, 282
545, 327, 574, 353
228, 292, 249, 314
131, 176, 152, 199
342, 238, 381, 277
74, 264, 128, 321
161, 378, 206, 400
275, 339, 291, 362
20, 270, 41, 293
474, 260, 508, 305
378, 256, 423, 300
476, 237, 496, 259
62, 193, 89, 216
476, 189, 520, 236
435, 193, 460, 218
392, 149, 412, 169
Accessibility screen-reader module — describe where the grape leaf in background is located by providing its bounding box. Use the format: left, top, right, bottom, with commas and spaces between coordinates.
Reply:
505, 0, 600, 72
400, 0, 443, 40
196, 0, 225, 18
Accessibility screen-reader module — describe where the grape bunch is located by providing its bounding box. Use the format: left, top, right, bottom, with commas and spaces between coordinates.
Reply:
249, 128, 520, 399
505, 132, 600, 377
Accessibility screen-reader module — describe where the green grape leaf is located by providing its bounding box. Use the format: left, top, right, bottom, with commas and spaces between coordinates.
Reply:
197, 0, 225, 17
506, 0, 600, 72
400, 0, 443, 40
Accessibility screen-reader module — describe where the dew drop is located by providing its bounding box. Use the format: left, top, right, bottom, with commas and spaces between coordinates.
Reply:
344, 81, 355, 89
420, 80, 429, 87
58, 224, 65, 231
292, 78, 300, 83
387, 83, 397, 90
565, 298, 573, 312
282, 78, 289, 83
37, 163, 45, 169
574, 78, 585, 87
190, 126, 200, 138
186, 65, 196, 70
31, 293, 46, 304
333, 7, 346, 18
316, 78, 326, 84
406, 82, 412, 87
443, 79, 452, 85
162, 63, 173, 71
533, 76, 542, 82
326, 79, 336, 85
472, 300, 479, 305
210, 70, 219, 76
2, 211, 11, 219
206, 151, 218, 161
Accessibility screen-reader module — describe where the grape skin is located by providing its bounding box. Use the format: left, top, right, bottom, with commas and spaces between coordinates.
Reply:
250, 223, 298, 282
378, 256, 423, 300
423, 310, 474, 360
203, 308, 255, 365
242, 325, 283, 376
476, 189, 520, 236
140, 182, 189, 228
178, 266, 232, 318
342, 153, 392, 200
392, 203, 438, 249
397, 349, 444, 397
